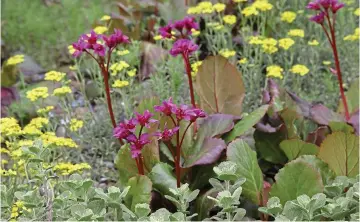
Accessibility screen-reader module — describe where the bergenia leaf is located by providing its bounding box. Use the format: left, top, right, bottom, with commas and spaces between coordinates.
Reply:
279, 139, 319, 161
124, 175, 152, 212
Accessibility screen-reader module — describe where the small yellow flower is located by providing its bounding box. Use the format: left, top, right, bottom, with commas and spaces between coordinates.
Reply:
213, 3, 226, 12
266, 65, 283, 79
37, 106, 54, 115
187, 6, 201, 14
68, 45, 75, 55
116, 50, 130, 56
242, 6, 259, 17
127, 68, 137, 77
253, 0, 273, 11
0, 117, 22, 137
323, 61, 331, 65
94, 26, 108, 34
191, 61, 203, 77
5, 55, 24, 66
110, 61, 130, 75
45, 70, 66, 82
288, 29, 304, 38
278, 38, 295, 50
191, 28, 200, 36
354, 8, 360, 16
219, 49, 236, 58
197, 1, 214, 14
223, 15, 237, 25
153, 35, 163, 41
69, 65, 78, 71
41, 132, 78, 148
343, 28, 360, 41
100, 15, 111, 21
112, 80, 129, 88
234, 0, 247, 2
1, 168, 17, 177
238, 58, 248, 64
262, 38, 278, 54
53, 162, 91, 175
281, 11, 297, 23
290, 64, 310, 76
53, 86, 72, 96
1, 148, 10, 154
248, 36, 263, 45
69, 119, 84, 132
1, 160, 8, 165
26, 87, 49, 102
308, 39, 319, 46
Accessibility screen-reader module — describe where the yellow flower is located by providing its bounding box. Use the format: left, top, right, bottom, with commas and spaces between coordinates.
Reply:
37, 106, 54, 115
18, 140, 34, 147
116, 50, 130, 56
53, 162, 91, 175
40, 132, 78, 148
278, 38, 295, 50
343, 28, 360, 41
68, 45, 75, 55
1, 168, 17, 177
223, 15, 237, 25
112, 80, 129, 88
100, 15, 111, 21
53, 86, 72, 96
1, 159, 8, 165
69, 119, 84, 132
248, 36, 263, 45
308, 39, 319, 46
94, 26, 108, 34
191, 61, 203, 77
5, 55, 24, 66
22, 117, 48, 135
290, 64, 310, 76
191, 28, 200, 36
234, 0, 247, 2
219, 49, 236, 58
253, 0, 273, 11
1, 148, 10, 154
198, 1, 214, 14
110, 61, 130, 75
323, 61, 331, 65
127, 68, 137, 77
262, 38, 278, 54
0, 117, 22, 137
288, 29, 304, 37
187, 6, 201, 14
44, 70, 66, 82
214, 24, 225, 30
213, 3, 226, 12
281, 11, 297, 23
354, 8, 360, 16
242, 6, 259, 17
26, 87, 49, 102
153, 35, 163, 40
238, 58, 248, 64
69, 65, 78, 71
266, 65, 284, 79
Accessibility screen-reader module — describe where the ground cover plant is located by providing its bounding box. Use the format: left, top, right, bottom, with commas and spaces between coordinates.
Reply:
1, 0, 359, 221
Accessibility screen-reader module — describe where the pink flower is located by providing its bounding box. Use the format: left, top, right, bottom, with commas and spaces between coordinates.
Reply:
310, 11, 326, 24
134, 110, 157, 128
93, 43, 106, 57
126, 133, 151, 158
156, 126, 179, 141
103, 29, 130, 49
331, 1, 345, 13
82, 30, 100, 45
306, 1, 322, 10
186, 108, 207, 122
306, 0, 344, 13
174, 16, 199, 34
169, 39, 198, 57
113, 119, 137, 139
172, 104, 191, 121
72, 39, 89, 57
154, 98, 177, 116
159, 23, 173, 39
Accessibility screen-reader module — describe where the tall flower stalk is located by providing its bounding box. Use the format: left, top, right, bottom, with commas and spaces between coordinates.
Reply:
307, 0, 350, 120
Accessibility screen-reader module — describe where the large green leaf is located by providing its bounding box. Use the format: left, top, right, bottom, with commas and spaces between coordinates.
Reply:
225, 105, 269, 143
195, 55, 245, 116
318, 132, 359, 177
227, 139, 263, 205
149, 163, 176, 196
279, 139, 319, 161
279, 108, 301, 139
328, 121, 354, 134
115, 144, 139, 187
270, 159, 324, 204
254, 128, 287, 164
296, 155, 335, 185
338, 78, 359, 114
124, 175, 152, 212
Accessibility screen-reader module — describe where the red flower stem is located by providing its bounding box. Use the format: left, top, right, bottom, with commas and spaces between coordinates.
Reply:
175, 122, 181, 187
138, 154, 145, 175
178, 122, 192, 151
182, 53, 196, 108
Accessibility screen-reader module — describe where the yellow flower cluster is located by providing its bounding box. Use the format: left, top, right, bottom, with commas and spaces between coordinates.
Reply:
69, 119, 84, 132
5, 54, 25, 66
37, 106, 54, 115
266, 65, 283, 79
26, 87, 49, 102
10, 200, 30, 219
110, 61, 130, 75
262, 38, 278, 54
112, 80, 129, 88
242, 6, 259, 17
213, 3, 226, 12
0, 118, 22, 137
354, 8, 360, 16
127, 68, 137, 77
308, 39, 319, 46
53, 86, 72, 96
100, 15, 111, 21
344, 28, 360, 41
117, 50, 130, 56
234, 0, 247, 2
40, 132, 78, 148
238, 58, 248, 64
278, 38, 295, 50
281, 11, 297, 23
191, 61, 203, 77
290, 64, 310, 76
68, 45, 75, 55
219, 49, 236, 58
23, 117, 49, 135
94, 26, 108, 34
191, 28, 200, 36
187, 1, 214, 14
1, 168, 17, 177
53, 162, 91, 175
44, 70, 66, 82
252, 0, 273, 11
223, 15, 237, 25
248, 36, 264, 45
288, 29, 304, 37
153, 35, 163, 41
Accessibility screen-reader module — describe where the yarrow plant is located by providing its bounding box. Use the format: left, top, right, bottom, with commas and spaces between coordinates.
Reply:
307, 0, 350, 120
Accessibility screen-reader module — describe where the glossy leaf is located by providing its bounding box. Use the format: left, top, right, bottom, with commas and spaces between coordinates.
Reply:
338, 78, 359, 114
328, 121, 354, 134
195, 55, 245, 116
124, 175, 152, 212
254, 128, 287, 164
279, 139, 319, 161
296, 155, 335, 185
227, 139, 263, 205
149, 163, 176, 196
318, 132, 359, 177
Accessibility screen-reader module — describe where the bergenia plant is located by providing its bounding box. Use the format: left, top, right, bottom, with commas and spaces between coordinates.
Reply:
307, 0, 349, 120
159, 17, 199, 108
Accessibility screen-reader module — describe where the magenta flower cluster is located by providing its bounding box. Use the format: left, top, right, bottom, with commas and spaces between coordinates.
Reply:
307, 0, 345, 24
158, 16, 199, 57
113, 98, 206, 158
72, 29, 130, 57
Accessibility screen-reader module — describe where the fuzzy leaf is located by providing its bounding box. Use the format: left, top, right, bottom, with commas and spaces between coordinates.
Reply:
195, 55, 245, 116
279, 139, 319, 161
270, 159, 324, 205
254, 128, 287, 164
225, 105, 269, 143
227, 139, 263, 205
195, 188, 218, 220
149, 163, 176, 196
124, 175, 152, 212
318, 132, 359, 177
